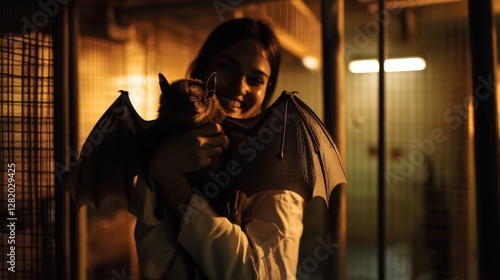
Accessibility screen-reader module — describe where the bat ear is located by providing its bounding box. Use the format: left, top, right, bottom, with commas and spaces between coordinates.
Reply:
158, 73, 171, 94
205, 72, 217, 98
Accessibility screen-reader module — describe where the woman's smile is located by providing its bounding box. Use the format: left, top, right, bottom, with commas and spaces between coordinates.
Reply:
217, 95, 244, 109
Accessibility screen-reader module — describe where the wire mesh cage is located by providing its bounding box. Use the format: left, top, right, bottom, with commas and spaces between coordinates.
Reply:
1, 1, 57, 279
344, 1, 480, 279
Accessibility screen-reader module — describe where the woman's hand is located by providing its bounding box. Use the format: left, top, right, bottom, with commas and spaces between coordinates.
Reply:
151, 123, 229, 174
149, 123, 229, 218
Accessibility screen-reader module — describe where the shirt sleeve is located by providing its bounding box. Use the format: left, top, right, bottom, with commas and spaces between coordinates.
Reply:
132, 176, 177, 279
177, 190, 305, 280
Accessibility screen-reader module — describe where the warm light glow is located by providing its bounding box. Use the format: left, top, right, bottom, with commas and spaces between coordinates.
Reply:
113, 74, 158, 120
349, 57, 427, 73
302, 55, 320, 71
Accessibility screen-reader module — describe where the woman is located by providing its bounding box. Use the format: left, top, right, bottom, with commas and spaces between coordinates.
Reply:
133, 18, 305, 279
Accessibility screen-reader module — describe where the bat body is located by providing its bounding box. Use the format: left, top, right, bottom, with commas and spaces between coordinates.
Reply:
60, 75, 347, 212
139, 72, 225, 173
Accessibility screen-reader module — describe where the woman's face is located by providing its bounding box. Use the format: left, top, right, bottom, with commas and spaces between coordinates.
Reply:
204, 38, 271, 119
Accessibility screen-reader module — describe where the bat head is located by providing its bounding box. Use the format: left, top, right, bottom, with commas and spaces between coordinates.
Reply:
158, 72, 221, 127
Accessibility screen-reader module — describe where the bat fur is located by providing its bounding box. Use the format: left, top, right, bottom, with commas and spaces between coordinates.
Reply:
157, 72, 225, 132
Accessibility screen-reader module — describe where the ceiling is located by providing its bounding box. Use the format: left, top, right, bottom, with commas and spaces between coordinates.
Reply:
77, 0, 474, 64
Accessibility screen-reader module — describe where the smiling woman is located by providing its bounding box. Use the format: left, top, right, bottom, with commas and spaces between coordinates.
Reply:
132, 18, 307, 280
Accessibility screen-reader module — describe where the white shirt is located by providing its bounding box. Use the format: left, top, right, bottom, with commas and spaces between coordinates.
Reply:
132, 177, 305, 280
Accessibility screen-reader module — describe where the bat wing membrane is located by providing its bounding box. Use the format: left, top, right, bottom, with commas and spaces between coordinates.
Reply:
221, 91, 347, 207
61, 91, 155, 209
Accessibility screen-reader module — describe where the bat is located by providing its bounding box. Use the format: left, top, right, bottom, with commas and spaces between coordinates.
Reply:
60, 72, 224, 210
143, 72, 228, 218
60, 74, 348, 213
138, 72, 225, 187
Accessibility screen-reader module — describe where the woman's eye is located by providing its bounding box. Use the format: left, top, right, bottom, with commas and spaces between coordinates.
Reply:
248, 76, 265, 86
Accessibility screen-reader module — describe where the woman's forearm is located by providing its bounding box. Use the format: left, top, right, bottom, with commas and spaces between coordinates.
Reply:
151, 169, 193, 220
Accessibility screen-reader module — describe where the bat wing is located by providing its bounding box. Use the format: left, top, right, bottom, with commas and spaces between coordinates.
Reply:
61, 91, 156, 209
221, 91, 347, 207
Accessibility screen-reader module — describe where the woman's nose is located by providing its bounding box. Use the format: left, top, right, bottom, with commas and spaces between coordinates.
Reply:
233, 76, 250, 95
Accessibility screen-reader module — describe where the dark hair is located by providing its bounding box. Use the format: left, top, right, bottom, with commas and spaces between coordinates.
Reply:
188, 18, 281, 109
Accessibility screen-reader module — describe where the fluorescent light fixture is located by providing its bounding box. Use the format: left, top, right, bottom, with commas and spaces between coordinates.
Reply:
302, 55, 320, 71
349, 60, 379, 73
349, 57, 426, 73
